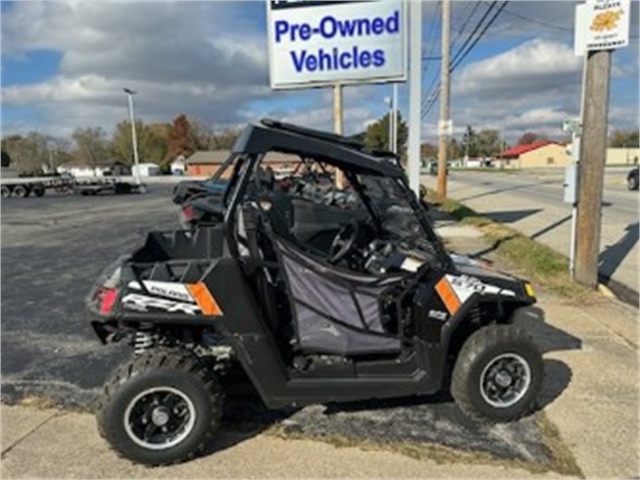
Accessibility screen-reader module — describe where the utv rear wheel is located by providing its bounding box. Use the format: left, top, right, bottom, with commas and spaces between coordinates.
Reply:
451, 325, 543, 423
97, 350, 222, 466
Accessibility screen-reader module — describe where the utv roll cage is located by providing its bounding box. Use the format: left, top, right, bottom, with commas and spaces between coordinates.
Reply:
216, 119, 451, 267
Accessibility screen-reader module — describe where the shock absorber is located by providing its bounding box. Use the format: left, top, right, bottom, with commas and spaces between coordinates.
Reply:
132, 324, 155, 355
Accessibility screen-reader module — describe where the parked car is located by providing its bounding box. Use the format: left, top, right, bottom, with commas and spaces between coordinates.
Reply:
627, 166, 639, 191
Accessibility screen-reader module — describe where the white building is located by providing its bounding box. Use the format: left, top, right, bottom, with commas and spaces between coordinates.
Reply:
132, 162, 160, 177
170, 155, 186, 175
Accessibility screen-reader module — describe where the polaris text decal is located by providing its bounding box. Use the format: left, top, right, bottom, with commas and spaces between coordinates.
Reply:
267, 0, 406, 88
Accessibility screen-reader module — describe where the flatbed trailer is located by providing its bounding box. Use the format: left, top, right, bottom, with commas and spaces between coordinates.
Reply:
1, 175, 145, 199
75, 179, 146, 196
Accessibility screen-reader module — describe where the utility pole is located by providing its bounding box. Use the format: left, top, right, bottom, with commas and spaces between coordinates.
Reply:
333, 83, 345, 189
437, 0, 451, 197
574, 49, 612, 288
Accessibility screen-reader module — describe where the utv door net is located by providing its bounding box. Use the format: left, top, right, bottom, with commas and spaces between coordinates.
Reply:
277, 240, 402, 356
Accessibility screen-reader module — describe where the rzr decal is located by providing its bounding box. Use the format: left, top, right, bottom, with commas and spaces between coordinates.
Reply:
436, 274, 515, 314
122, 293, 201, 315
124, 280, 223, 316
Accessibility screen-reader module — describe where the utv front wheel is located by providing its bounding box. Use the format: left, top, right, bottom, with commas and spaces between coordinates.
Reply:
97, 350, 222, 465
451, 325, 543, 423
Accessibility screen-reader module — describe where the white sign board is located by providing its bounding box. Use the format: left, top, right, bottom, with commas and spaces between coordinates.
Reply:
580, 0, 631, 52
266, 0, 407, 89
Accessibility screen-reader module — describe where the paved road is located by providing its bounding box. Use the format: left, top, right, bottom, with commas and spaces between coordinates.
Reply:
1, 186, 555, 466
423, 168, 639, 298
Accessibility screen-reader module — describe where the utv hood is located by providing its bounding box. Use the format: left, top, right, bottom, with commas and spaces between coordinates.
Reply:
450, 254, 535, 303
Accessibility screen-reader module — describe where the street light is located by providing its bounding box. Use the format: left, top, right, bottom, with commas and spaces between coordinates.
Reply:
384, 96, 393, 151
123, 88, 141, 186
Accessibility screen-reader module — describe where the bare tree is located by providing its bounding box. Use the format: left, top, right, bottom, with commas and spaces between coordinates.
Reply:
72, 127, 108, 174
1, 132, 50, 173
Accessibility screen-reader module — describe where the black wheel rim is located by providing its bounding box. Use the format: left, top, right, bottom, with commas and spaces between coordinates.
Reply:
479, 353, 531, 408
123, 386, 196, 450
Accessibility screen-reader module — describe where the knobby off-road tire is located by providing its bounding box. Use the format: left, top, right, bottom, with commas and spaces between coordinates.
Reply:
451, 325, 543, 423
96, 349, 223, 466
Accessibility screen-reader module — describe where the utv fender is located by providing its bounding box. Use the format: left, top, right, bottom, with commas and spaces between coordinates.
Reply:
439, 293, 533, 364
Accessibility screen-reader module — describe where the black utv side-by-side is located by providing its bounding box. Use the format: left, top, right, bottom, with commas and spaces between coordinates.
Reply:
87, 119, 543, 466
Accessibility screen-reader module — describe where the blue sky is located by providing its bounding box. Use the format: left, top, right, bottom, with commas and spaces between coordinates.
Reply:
1, 1, 638, 144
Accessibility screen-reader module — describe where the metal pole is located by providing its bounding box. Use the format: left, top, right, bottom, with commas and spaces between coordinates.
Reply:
386, 95, 393, 151
570, 54, 588, 278
333, 83, 345, 189
437, 0, 451, 197
392, 83, 398, 154
407, 0, 422, 196
124, 89, 141, 186
574, 50, 612, 288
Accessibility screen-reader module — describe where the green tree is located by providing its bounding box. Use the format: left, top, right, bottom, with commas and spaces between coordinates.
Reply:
462, 125, 478, 157
1, 150, 11, 167
364, 111, 408, 152
609, 129, 639, 148
110, 121, 168, 164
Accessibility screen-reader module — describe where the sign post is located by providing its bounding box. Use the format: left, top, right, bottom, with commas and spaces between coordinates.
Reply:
407, 0, 422, 197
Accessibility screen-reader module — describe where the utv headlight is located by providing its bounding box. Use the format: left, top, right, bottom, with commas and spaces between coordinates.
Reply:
524, 282, 536, 298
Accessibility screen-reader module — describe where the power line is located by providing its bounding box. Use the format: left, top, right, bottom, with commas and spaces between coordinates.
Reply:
452, 1, 482, 50
421, 0, 485, 116
450, 2, 508, 72
499, 5, 572, 33
422, 1, 497, 118
422, 1, 442, 61
422, 2, 509, 120
450, 1, 498, 68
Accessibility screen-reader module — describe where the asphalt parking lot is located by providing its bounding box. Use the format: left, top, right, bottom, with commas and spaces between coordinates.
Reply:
1, 185, 556, 469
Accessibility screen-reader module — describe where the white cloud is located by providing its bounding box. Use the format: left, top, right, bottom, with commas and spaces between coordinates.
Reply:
1, 1, 637, 143
1, 1, 272, 134
454, 39, 582, 99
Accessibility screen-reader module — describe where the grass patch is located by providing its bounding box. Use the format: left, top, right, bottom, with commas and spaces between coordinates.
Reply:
536, 413, 585, 478
17, 396, 57, 410
430, 192, 590, 299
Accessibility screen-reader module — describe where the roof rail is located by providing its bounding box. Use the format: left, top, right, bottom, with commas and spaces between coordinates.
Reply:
260, 118, 400, 161
261, 118, 363, 148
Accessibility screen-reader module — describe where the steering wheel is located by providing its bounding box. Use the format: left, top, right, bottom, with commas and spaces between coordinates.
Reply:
328, 222, 359, 264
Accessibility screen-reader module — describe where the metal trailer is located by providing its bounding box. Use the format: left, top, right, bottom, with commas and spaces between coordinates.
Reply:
0, 175, 75, 198
1, 174, 145, 198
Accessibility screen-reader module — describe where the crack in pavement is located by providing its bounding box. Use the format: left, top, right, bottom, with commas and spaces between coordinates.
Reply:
1, 410, 67, 457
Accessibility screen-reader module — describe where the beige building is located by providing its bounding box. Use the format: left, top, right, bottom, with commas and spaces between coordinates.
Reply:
496, 141, 570, 169
606, 147, 639, 165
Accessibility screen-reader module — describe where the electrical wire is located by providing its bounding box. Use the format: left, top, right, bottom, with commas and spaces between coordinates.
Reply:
422, 1, 510, 120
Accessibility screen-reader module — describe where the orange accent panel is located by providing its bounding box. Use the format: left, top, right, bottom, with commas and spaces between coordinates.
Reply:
435, 278, 461, 314
187, 282, 223, 316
